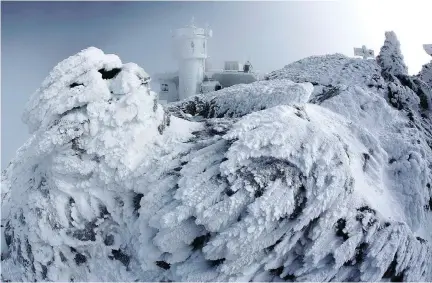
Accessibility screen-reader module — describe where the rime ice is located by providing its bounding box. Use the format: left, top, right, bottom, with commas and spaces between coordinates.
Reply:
2, 31, 432, 282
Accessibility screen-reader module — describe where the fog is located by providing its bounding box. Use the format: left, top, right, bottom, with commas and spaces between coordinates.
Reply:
1, 1, 430, 168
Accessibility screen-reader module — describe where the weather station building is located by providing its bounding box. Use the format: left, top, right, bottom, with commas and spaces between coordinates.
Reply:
155, 19, 260, 104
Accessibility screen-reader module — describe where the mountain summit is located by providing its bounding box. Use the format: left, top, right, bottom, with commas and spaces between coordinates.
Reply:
2, 32, 432, 282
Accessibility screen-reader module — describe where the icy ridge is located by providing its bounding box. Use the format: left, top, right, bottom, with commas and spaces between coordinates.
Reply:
2, 31, 432, 282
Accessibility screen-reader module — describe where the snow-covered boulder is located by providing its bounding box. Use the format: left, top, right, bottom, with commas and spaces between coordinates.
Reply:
1, 47, 200, 281
169, 79, 313, 119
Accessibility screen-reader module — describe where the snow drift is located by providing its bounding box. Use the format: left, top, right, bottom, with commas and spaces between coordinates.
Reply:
2, 32, 432, 282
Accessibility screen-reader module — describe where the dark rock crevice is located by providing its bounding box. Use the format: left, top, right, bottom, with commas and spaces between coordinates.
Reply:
98, 68, 121, 80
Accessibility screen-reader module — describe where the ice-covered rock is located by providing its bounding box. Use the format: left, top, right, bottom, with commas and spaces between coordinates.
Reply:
1, 47, 200, 282
266, 53, 385, 90
419, 61, 432, 89
168, 79, 313, 119
377, 31, 408, 77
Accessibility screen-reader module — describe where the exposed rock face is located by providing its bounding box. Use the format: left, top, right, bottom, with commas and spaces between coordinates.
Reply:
419, 61, 432, 89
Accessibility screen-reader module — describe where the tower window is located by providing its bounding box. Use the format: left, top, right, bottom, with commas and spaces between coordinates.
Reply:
191, 41, 195, 49
161, 83, 169, 92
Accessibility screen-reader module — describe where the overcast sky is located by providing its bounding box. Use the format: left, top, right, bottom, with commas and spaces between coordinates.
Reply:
1, 0, 431, 168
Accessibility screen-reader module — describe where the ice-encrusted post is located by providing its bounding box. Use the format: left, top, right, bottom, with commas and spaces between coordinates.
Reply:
354, 45, 374, 60
377, 31, 408, 76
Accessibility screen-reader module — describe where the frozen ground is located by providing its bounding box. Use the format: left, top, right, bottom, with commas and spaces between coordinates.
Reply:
1, 32, 432, 282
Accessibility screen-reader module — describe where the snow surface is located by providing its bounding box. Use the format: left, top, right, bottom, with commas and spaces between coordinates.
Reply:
2, 33, 432, 282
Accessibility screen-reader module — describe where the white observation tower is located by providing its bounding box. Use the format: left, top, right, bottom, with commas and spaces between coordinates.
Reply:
173, 17, 212, 100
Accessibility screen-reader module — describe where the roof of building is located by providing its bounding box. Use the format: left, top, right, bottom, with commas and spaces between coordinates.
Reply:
210, 71, 259, 88
155, 70, 260, 90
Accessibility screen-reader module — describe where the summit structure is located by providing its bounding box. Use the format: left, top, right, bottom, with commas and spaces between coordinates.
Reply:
156, 19, 260, 103
173, 17, 212, 101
